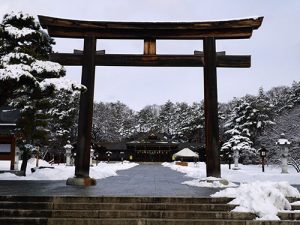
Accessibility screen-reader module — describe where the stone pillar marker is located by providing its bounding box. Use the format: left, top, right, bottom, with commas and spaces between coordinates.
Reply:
232, 147, 240, 170
90, 148, 94, 167
65, 144, 73, 166
276, 133, 291, 174
14, 147, 20, 170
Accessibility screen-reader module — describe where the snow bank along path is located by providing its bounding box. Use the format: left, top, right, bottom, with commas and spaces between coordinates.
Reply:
162, 161, 300, 184
0, 159, 138, 180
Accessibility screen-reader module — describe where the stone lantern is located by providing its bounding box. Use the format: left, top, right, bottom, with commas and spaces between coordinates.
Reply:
14, 147, 20, 170
90, 148, 94, 167
258, 147, 268, 172
64, 144, 73, 166
120, 151, 124, 164
276, 133, 291, 174
106, 151, 112, 163
232, 146, 240, 170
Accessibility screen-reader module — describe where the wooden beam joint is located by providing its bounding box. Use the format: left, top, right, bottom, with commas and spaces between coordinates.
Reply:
74, 49, 105, 55
194, 50, 226, 56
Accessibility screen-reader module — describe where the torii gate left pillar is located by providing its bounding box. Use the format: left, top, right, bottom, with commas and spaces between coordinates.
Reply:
38, 15, 263, 186
203, 37, 220, 177
69, 37, 97, 185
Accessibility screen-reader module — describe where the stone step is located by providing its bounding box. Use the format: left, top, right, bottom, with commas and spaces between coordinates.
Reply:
1, 218, 300, 225
0, 201, 237, 211
0, 202, 53, 210
287, 197, 300, 203
1, 195, 299, 225
0, 196, 54, 202
278, 212, 300, 220
0, 217, 47, 225
0, 209, 256, 220
0, 195, 233, 204
54, 202, 237, 211
292, 205, 300, 210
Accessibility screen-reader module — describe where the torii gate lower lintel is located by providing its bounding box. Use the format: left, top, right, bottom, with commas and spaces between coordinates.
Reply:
38, 16, 263, 186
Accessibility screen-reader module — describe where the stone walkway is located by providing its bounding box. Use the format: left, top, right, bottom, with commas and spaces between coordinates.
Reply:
0, 164, 220, 197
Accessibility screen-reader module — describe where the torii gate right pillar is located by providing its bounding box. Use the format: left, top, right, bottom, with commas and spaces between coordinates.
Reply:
203, 37, 221, 177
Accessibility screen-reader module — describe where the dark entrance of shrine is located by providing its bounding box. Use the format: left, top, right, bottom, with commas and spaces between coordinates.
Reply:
38, 15, 263, 185
127, 133, 178, 162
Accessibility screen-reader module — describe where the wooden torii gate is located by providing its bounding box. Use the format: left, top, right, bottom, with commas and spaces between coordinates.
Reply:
39, 15, 263, 186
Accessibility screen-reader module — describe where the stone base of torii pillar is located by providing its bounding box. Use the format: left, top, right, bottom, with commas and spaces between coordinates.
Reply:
66, 177, 96, 186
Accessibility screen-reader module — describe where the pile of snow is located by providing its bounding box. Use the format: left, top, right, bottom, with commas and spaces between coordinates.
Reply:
183, 177, 237, 188
90, 161, 139, 179
212, 181, 300, 220
163, 162, 237, 188
0, 159, 138, 180
28, 158, 51, 167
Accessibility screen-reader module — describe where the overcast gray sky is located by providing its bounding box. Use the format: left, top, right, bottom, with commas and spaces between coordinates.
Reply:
1, 0, 300, 110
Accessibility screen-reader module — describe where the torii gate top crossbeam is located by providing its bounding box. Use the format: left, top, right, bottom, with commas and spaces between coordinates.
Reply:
38, 16, 263, 68
38, 16, 263, 40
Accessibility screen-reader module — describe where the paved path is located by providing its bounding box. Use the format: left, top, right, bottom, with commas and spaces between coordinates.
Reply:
0, 164, 220, 197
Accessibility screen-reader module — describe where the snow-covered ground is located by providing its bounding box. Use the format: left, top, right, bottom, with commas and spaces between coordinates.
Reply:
162, 162, 300, 185
162, 162, 300, 220
0, 159, 138, 180
0, 159, 299, 220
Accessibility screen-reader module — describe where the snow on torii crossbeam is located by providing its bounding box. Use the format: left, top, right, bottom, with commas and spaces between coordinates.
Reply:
38, 15, 263, 186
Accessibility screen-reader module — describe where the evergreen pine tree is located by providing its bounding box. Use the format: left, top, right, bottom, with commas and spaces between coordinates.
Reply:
221, 99, 257, 163
158, 100, 176, 139
92, 101, 136, 142
135, 105, 159, 133
47, 91, 80, 160
288, 81, 300, 107
0, 12, 83, 174
175, 102, 205, 143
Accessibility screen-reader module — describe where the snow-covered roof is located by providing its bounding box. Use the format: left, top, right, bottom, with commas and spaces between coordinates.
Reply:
276, 138, 291, 145
0, 123, 16, 126
64, 144, 73, 149
173, 148, 199, 158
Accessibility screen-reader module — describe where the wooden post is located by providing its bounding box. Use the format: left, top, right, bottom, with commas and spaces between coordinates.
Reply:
10, 136, 16, 170
144, 39, 156, 55
203, 37, 221, 178
74, 37, 97, 180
